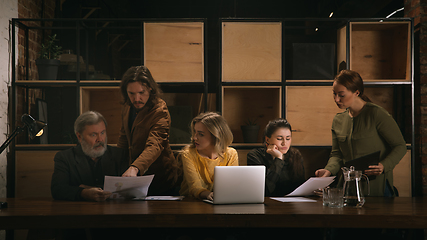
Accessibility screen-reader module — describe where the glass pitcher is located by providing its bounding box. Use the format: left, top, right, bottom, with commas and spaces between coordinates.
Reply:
341, 166, 370, 208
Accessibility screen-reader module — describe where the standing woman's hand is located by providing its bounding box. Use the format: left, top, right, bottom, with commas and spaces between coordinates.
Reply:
365, 162, 384, 176
315, 169, 332, 177
266, 144, 283, 160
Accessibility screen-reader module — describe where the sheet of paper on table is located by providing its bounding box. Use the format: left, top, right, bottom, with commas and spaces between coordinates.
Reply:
271, 197, 317, 203
285, 176, 335, 197
134, 196, 185, 201
104, 175, 154, 199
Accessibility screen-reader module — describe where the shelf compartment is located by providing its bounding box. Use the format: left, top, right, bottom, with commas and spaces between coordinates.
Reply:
163, 92, 216, 144
364, 86, 394, 115
15, 150, 58, 198
394, 150, 412, 197
286, 86, 343, 146
349, 22, 411, 81
222, 22, 282, 82
80, 87, 122, 144
144, 22, 204, 83
287, 85, 398, 146
222, 86, 282, 143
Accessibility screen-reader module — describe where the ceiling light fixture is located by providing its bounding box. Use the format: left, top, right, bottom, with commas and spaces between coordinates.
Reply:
386, 7, 404, 18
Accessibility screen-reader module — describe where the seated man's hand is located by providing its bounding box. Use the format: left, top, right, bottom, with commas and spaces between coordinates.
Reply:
81, 187, 111, 202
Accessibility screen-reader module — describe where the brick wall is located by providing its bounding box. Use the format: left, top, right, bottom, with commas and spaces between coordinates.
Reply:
17, 0, 56, 81
405, 0, 427, 195
14, 0, 56, 146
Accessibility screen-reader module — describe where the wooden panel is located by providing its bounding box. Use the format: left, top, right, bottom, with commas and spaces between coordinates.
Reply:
15, 151, 59, 198
350, 22, 410, 81
80, 87, 122, 144
222, 86, 281, 143
298, 147, 331, 179
393, 150, 411, 197
222, 22, 282, 82
236, 149, 251, 166
364, 86, 394, 115
286, 86, 343, 146
337, 26, 347, 72
144, 22, 204, 83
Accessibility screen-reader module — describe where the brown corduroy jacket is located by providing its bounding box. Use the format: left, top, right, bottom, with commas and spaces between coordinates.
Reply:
117, 98, 180, 196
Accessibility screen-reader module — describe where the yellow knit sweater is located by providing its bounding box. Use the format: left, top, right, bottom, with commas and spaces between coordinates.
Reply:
179, 147, 238, 199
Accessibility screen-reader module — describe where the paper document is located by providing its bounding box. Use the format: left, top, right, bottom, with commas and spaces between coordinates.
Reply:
286, 177, 335, 196
271, 197, 317, 203
133, 196, 185, 201
104, 175, 154, 199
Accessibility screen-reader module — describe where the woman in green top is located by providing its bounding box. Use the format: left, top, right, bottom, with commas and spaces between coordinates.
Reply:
315, 70, 406, 197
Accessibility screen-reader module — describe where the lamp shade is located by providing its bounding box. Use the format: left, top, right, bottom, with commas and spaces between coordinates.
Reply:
21, 114, 47, 139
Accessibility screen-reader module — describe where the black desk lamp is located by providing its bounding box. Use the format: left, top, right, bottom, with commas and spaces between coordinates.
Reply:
0, 114, 47, 208
0, 114, 47, 154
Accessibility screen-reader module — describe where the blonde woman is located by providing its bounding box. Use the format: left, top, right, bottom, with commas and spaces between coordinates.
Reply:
179, 112, 238, 200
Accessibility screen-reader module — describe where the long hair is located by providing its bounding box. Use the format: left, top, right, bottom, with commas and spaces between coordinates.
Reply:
334, 70, 371, 102
188, 112, 233, 158
263, 118, 304, 179
120, 65, 162, 108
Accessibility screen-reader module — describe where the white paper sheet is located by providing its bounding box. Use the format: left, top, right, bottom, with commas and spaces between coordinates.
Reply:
139, 196, 185, 201
271, 197, 317, 203
104, 175, 154, 199
285, 176, 335, 196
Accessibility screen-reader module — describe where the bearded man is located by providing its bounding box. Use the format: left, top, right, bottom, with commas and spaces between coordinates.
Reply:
51, 111, 128, 201
117, 66, 180, 196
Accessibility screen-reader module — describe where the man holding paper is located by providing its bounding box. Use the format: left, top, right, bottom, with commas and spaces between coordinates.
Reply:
51, 111, 128, 201
117, 66, 180, 196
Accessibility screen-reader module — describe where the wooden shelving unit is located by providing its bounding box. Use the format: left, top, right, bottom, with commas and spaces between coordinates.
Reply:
10, 17, 415, 198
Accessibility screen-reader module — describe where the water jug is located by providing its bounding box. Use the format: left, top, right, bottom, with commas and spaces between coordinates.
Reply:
341, 166, 370, 208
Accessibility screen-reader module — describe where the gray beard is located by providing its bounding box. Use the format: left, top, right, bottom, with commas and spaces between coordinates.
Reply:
81, 137, 107, 159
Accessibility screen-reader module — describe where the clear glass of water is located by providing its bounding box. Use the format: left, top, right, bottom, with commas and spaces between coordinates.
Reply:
328, 188, 344, 208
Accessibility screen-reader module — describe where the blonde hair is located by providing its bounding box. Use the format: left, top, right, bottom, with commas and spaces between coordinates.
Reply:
188, 112, 233, 157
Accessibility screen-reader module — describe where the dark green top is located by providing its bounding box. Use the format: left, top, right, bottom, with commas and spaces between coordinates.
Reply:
324, 102, 406, 196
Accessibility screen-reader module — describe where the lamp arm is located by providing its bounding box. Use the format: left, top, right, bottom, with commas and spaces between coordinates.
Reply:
0, 126, 25, 154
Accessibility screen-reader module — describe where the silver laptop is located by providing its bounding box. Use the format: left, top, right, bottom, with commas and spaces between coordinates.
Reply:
204, 166, 265, 205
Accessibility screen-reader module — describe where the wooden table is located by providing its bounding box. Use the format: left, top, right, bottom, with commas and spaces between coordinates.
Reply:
1, 197, 427, 230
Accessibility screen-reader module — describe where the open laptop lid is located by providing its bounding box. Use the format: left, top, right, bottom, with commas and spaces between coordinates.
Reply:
208, 166, 265, 205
